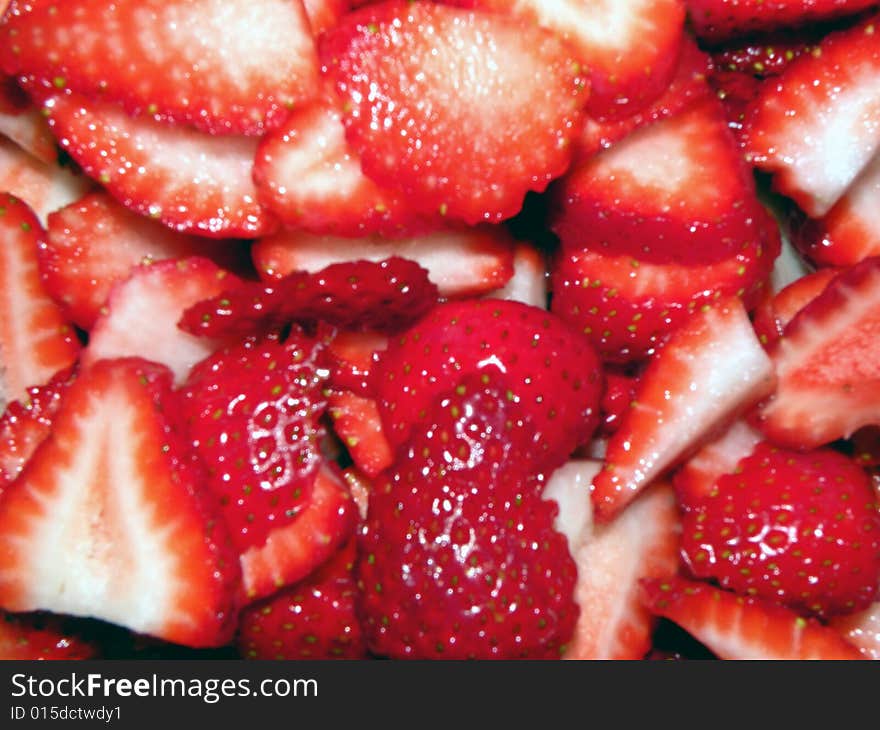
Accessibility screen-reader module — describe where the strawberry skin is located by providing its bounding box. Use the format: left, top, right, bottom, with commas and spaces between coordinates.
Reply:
0, 0, 320, 136
0, 358, 241, 648
358, 373, 579, 659
0, 611, 95, 660
752, 267, 839, 347
641, 576, 864, 659
374, 298, 604, 466
320, 0, 587, 225
238, 540, 366, 659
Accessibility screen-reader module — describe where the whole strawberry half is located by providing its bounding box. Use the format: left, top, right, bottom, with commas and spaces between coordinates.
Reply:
374, 298, 604, 469
179, 330, 331, 554
357, 372, 579, 659
679, 442, 880, 618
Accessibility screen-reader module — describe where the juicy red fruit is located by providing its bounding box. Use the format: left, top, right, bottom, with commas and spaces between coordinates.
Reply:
679, 442, 880, 617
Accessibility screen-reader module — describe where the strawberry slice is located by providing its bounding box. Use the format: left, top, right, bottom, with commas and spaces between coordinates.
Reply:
591, 299, 776, 522
374, 298, 604, 466
84, 257, 238, 385
452, 0, 686, 119
753, 267, 839, 346
0, 194, 79, 409
0, 358, 241, 648
744, 16, 880, 217
43, 191, 250, 331
253, 90, 439, 238
0, 105, 56, 164
710, 30, 820, 77
549, 207, 779, 362
686, 0, 878, 43
0, 0, 320, 136
552, 99, 767, 265
486, 242, 548, 309
320, 0, 586, 225
180, 257, 439, 339
252, 227, 515, 299
325, 329, 387, 396
830, 602, 880, 659
0, 370, 71, 496
38, 89, 278, 238
239, 462, 357, 602
641, 576, 863, 659
756, 255, 880, 449
303, 0, 350, 36
237, 539, 366, 659
788, 152, 880, 267
327, 390, 393, 477
0, 611, 95, 660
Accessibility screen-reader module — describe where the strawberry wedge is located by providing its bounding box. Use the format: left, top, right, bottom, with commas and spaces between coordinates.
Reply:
0, 195, 79, 409
744, 16, 880, 218
830, 602, 880, 660
0, 0, 320, 136
38, 90, 278, 238
320, 0, 587, 225
757, 256, 880, 449
641, 577, 863, 660
592, 299, 776, 522
0, 358, 241, 648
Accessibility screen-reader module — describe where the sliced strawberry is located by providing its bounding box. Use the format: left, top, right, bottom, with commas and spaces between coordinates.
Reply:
0, 135, 90, 224
552, 99, 767, 265
641, 576, 863, 659
788, 151, 880, 267
84, 257, 238, 385
0, 358, 241, 648
326, 329, 387, 396
672, 419, 763, 502
756, 256, 880, 449
304, 0, 350, 36
320, 0, 587, 225
485, 242, 547, 309
709, 67, 765, 141
239, 462, 357, 603
1, 0, 320, 136
327, 390, 393, 477
686, 0, 878, 43
0, 611, 96, 660
574, 37, 713, 160
769, 227, 813, 294
0, 194, 79, 409
744, 16, 880, 217
549, 207, 779, 362
253, 90, 439, 237
38, 89, 278, 238
252, 227, 514, 300
42, 191, 250, 331
238, 539, 366, 659
180, 257, 438, 339
374, 298, 604, 466
0, 105, 56, 164
179, 331, 330, 554
753, 267, 839, 346
0, 370, 71, 495
711, 31, 820, 77
597, 368, 640, 437
592, 299, 776, 522
342, 467, 371, 520
829, 601, 880, 659
569, 483, 680, 660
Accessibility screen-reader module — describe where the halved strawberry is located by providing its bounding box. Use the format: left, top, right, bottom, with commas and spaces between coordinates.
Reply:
253, 89, 439, 237
549, 207, 779, 362
592, 299, 776, 522
0, 611, 96, 660
485, 242, 547, 309
238, 539, 366, 659
686, 0, 877, 43
744, 15, 880, 218
0, 0, 320, 136
37, 89, 278, 238
374, 298, 604, 466
327, 390, 393, 477
42, 191, 250, 331
84, 257, 238, 384
320, 0, 587, 225
788, 151, 880, 267
0, 369, 71, 495
641, 576, 863, 659
752, 267, 839, 346
546, 462, 681, 661
180, 257, 438, 339
552, 99, 768, 265
252, 227, 515, 300
0, 358, 241, 648
449, 0, 685, 119
830, 601, 880, 659
756, 256, 880, 449
0, 194, 79, 409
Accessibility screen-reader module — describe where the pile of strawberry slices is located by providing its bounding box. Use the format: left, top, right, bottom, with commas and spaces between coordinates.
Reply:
0, 0, 879, 661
